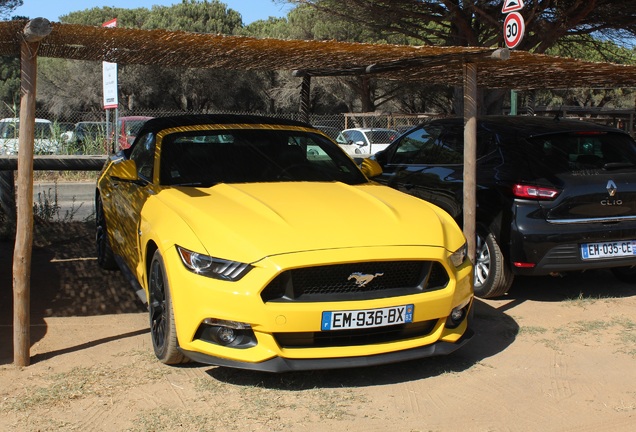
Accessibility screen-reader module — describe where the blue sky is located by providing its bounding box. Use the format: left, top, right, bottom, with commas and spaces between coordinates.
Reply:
11, 0, 294, 24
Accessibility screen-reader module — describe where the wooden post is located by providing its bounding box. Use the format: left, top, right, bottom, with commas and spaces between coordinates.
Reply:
299, 75, 311, 124
463, 62, 477, 264
13, 18, 51, 367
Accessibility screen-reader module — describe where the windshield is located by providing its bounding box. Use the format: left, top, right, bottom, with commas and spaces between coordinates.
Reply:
158, 128, 368, 186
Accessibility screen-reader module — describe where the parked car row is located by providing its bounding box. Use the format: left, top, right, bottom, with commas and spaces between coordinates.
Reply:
0, 117, 59, 155
0, 116, 154, 155
335, 127, 400, 155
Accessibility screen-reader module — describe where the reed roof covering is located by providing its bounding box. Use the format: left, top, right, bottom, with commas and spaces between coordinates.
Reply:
2, 19, 636, 90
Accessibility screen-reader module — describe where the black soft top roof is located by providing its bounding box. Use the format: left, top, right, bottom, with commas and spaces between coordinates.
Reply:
134, 114, 312, 138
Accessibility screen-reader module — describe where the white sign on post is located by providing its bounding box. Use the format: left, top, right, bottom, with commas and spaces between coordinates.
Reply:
102, 18, 118, 109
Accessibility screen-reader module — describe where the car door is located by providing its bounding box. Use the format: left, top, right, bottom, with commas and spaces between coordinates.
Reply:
374, 123, 466, 219
111, 132, 158, 271
375, 121, 504, 224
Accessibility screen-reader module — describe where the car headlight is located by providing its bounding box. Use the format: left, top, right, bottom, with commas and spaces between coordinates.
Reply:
176, 245, 252, 281
450, 243, 468, 267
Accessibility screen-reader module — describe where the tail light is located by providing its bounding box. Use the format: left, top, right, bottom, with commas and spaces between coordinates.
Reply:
513, 184, 560, 200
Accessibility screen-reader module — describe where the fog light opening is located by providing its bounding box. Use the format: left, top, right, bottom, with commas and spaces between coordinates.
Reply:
196, 319, 257, 348
446, 302, 470, 329
451, 308, 465, 322
215, 326, 237, 345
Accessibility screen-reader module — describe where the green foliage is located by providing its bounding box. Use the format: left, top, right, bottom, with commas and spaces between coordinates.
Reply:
37, 58, 104, 116
246, 3, 408, 44
547, 36, 636, 65
60, 7, 149, 27
0, 0, 22, 20
142, 0, 242, 34
0, 56, 20, 108
32, 184, 82, 223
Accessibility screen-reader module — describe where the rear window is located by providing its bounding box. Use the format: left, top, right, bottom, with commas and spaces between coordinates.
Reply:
525, 132, 636, 173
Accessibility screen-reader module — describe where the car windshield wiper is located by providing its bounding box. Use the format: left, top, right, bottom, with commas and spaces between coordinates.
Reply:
603, 162, 636, 170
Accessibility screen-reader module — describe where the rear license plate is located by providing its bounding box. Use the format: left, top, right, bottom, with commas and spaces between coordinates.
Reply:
321, 304, 414, 331
581, 240, 636, 260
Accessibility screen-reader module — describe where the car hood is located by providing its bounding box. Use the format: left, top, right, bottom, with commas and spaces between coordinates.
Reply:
154, 182, 455, 263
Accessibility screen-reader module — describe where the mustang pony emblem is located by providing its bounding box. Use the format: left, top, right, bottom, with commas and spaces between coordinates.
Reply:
348, 272, 384, 287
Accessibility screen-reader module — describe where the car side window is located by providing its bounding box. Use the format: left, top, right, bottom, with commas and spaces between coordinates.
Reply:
129, 132, 156, 181
390, 125, 445, 164
389, 125, 497, 165
349, 130, 365, 143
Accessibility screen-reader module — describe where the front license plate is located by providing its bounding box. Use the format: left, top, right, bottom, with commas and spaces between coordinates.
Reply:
321, 304, 414, 331
581, 240, 636, 260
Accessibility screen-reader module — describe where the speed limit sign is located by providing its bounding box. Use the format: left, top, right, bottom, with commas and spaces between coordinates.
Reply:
503, 12, 525, 49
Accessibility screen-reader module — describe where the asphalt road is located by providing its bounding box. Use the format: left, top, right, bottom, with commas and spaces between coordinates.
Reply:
33, 181, 95, 222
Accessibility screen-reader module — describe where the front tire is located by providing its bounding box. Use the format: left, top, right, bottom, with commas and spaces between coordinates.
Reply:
148, 250, 188, 364
473, 230, 514, 298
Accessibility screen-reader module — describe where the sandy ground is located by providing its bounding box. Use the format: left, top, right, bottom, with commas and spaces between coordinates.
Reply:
1, 222, 635, 431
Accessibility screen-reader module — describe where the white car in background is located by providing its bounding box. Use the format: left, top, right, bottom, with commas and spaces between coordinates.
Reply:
0, 118, 59, 155
336, 127, 399, 156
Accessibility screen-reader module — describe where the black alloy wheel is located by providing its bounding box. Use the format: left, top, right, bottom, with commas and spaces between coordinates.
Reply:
148, 250, 188, 364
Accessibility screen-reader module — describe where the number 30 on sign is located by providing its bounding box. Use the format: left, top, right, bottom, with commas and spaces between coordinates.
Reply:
503, 12, 525, 49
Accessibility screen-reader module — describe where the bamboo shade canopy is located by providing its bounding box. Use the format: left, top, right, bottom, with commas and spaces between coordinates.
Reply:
1, 19, 636, 90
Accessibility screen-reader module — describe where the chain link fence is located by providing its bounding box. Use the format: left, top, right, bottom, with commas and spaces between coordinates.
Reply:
0, 106, 434, 156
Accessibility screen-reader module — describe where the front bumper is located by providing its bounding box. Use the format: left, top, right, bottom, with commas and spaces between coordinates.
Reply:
180, 326, 474, 372
162, 244, 474, 370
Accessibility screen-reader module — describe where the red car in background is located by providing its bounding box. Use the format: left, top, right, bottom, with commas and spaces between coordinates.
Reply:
114, 116, 153, 150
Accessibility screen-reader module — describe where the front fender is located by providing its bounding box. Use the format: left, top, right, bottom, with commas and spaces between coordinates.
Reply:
136, 195, 207, 292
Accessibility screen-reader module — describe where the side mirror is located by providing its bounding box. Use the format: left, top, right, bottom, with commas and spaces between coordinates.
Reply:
110, 159, 138, 182
359, 158, 383, 178
355, 140, 367, 147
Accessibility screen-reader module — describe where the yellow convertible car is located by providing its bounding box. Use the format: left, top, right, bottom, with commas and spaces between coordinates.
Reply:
96, 114, 473, 372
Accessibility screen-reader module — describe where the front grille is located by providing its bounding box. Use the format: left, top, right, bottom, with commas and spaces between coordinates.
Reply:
274, 320, 438, 348
261, 261, 449, 302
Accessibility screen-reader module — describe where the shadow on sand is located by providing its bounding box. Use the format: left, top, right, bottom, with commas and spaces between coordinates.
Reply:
0, 221, 146, 365
206, 299, 519, 388
207, 270, 635, 388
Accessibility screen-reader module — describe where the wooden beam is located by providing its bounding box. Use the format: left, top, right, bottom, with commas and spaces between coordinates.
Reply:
13, 18, 52, 367
0, 155, 108, 171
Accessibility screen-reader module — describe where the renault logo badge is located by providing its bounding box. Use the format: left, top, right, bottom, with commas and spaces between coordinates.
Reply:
607, 180, 617, 197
